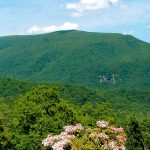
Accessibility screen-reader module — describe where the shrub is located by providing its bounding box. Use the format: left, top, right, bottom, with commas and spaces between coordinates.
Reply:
42, 120, 126, 150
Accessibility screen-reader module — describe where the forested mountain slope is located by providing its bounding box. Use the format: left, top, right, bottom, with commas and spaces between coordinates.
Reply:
0, 30, 149, 88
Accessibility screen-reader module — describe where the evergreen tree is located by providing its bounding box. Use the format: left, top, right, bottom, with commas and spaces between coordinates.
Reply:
127, 117, 146, 150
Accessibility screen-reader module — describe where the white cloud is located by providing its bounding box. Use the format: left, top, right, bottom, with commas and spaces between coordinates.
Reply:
28, 26, 41, 33
66, 0, 119, 17
123, 30, 134, 35
28, 22, 79, 34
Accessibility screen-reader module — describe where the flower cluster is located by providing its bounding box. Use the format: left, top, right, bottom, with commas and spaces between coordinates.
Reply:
52, 139, 70, 150
116, 135, 126, 143
81, 121, 126, 150
99, 133, 109, 139
96, 120, 109, 128
42, 121, 126, 150
111, 127, 124, 133
42, 124, 83, 150
63, 123, 83, 134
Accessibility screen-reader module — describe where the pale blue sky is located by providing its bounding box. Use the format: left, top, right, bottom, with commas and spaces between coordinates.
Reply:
0, 0, 150, 42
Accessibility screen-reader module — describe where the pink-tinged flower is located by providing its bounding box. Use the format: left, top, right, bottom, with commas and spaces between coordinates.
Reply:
116, 136, 126, 143
108, 141, 119, 150
111, 127, 124, 132
96, 120, 109, 128
63, 124, 83, 133
63, 125, 74, 133
42, 121, 126, 149
42, 136, 56, 147
52, 139, 70, 150
42, 132, 75, 147
74, 123, 83, 131
99, 133, 109, 139
60, 132, 68, 136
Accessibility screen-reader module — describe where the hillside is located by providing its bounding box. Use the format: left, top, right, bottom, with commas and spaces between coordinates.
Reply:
0, 79, 150, 149
0, 77, 34, 98
0, 30, 150, 88
0, 77, 149, 120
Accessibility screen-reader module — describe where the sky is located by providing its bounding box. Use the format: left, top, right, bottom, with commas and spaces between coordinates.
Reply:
0, 0, 150, 42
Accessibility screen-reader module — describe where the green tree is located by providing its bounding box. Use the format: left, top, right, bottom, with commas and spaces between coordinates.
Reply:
141, 119, 150, 149
127, 117, 146, 150
9, 86, 77, 149
0, 99, 13, 150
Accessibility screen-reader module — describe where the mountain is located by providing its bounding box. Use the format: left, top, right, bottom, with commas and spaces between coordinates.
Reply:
0, 30, 150, 88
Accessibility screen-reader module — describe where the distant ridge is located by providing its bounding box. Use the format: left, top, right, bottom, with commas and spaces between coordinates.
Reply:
0, 30, 150, 88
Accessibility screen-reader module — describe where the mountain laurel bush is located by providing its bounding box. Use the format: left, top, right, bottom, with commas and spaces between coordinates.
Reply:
42, 120, 126, 150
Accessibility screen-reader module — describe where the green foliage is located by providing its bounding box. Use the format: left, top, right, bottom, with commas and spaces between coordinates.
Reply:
58, 84, 100, 105
5, 86, 77, 149
58, 85, 150, 121
0, 79, 149, 149
1, 77, 149, 121
140, 119, 150, 149
0, 30, 149, 149
0, 30, 149, 88
127, 117, 145, 150
0, 99, 13, 149
76, 102, 114, 127
0, 77, 34, 99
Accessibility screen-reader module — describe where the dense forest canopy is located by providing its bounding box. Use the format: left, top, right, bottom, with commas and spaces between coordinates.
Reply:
0, 31, 149, 150
0, 31, 150, 88
0, 77, 150, 149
